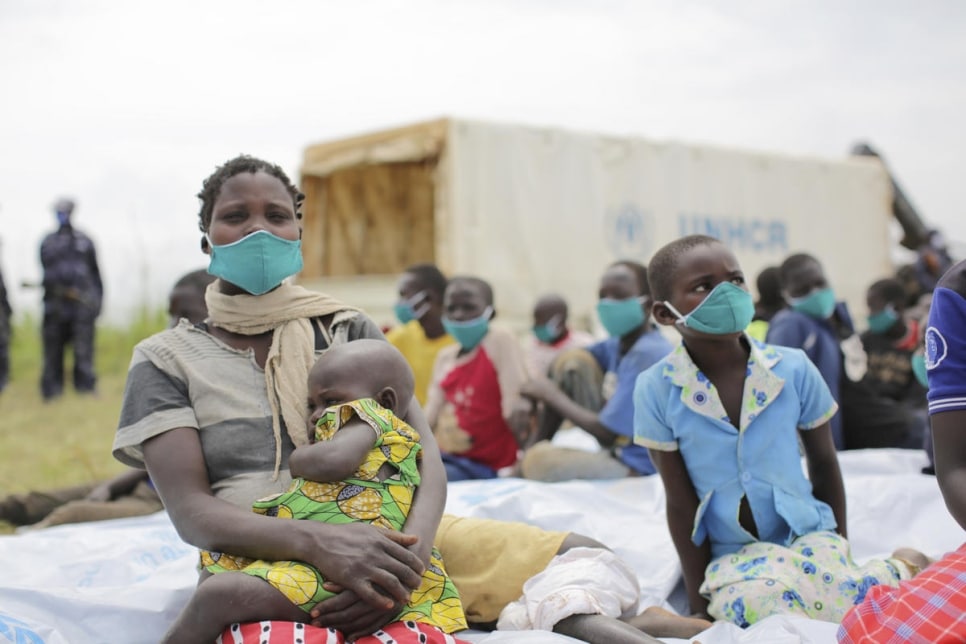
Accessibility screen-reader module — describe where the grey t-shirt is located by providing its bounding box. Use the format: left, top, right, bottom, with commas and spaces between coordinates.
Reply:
113, 312, 384, 508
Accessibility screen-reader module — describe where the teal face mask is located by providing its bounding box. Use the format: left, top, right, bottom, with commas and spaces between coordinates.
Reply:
207, 230, 303, 295
789, 287, 837, 320
443, 306, 493, 350
596, 297, 645, 338
866, 306, 899, 334
533, 314, 562, 344
394, 290, 429, 324
664, 282, 755, 335
911, 352, 928, 388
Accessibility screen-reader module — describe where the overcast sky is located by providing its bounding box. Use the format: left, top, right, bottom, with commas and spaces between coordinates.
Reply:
1, 0, 964, 322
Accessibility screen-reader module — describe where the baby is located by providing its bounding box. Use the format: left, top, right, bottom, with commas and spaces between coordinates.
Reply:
162, 339, 467, 644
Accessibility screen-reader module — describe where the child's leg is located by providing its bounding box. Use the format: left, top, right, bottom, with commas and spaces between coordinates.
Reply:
890, 547, 934, 577
554, 614, 664, 644
625, 607, 711, 639
549, 534, 712, 639
161, 572, 307, 644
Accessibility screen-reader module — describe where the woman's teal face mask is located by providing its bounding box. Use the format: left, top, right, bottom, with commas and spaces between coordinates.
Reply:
206, 230, 303, 295
663, 282, 754, 335
596, 297, 645, 338
788, 287, 837, 320
866, 306, 899, 334
443, 306, 493, 350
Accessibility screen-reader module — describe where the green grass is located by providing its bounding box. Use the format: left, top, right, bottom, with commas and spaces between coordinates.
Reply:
0, 311, 167, 533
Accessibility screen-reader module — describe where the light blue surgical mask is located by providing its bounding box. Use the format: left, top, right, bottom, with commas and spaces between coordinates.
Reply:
911, 353, 928, 388
788, 287, 837, 320
663, 282, 755, 335
443, 306, 493, 350
866, 306, 899, 334
206, 230, 303, 295
533, 314, 562, 344
596, 297, 646, 338
394, 290, 429, 324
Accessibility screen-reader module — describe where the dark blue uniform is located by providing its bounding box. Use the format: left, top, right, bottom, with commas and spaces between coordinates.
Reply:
39, 224, 102, 399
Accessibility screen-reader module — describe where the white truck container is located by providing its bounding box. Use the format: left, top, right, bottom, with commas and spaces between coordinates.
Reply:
298, 118, 896, 331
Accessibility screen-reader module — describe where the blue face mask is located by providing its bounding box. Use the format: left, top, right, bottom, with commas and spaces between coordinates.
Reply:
533, 314, 562, 344
394, 291, 429, 325
56, 211, 70, 227
866, 306, 899, 334
789, 287, 837, 320
443, 306, 493, 350
664, 282, 755, 335
206, 230, 303, 295
911, 352, 928, 388
596, 297, 645, 338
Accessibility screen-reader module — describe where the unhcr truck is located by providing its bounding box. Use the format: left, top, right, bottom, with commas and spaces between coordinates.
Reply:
297, 118, 912, 332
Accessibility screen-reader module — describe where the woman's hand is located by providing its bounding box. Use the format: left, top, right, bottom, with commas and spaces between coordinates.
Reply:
299, 523, 424, 610
310, 588, 401, 640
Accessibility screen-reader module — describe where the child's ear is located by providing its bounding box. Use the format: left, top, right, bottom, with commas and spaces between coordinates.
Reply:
651, 301, 677, 327
201, 236, 210, 254
639, 296, 653, 316
378, 387, 398, 412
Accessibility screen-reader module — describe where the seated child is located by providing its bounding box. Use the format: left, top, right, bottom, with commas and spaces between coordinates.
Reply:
634, 234, 929, 627
520, 261, 672, 481
161, 339, 468, 644
424, 276, 532, 481
386, 263, 455, 404
524, 292, 595, 379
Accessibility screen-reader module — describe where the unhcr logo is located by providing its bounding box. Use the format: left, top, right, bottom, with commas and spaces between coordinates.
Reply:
605, 204, 655, 260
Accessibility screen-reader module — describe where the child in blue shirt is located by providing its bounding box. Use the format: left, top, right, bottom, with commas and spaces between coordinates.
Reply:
521, 260, 672, 480
633, 235, 927, 627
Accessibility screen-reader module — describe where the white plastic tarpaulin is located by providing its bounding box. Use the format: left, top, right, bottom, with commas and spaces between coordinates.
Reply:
0, 448, 960, 644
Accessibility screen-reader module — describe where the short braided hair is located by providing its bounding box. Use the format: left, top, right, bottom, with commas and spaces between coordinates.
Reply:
647, 235, 721, 302
196, 155, 303, 233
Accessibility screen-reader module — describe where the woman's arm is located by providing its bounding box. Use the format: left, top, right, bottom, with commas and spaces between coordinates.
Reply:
399, 397, 446, 565
799, 422, 847, 538
649, 449, 712, 618
143, 427, 424, 607
289, 422, 375, 483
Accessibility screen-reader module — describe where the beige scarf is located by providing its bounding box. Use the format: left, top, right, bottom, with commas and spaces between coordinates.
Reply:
205, 280, 358, 477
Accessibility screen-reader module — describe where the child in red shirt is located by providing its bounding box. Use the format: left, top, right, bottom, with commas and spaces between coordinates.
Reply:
425, 276, 532, 480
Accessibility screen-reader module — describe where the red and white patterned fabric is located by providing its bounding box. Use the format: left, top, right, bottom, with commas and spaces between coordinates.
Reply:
838, 543, 966, 644
217, 619, 471, 644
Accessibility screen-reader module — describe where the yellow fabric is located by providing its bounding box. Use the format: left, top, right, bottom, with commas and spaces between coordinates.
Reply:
386, 320, 455, 405
204, 280, 357, 476
746, 319, 769, 343
434, 514, 568, 623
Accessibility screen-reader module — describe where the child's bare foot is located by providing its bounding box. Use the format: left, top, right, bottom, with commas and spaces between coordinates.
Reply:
891, 547, 933, 576
627, 606, 712, 639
